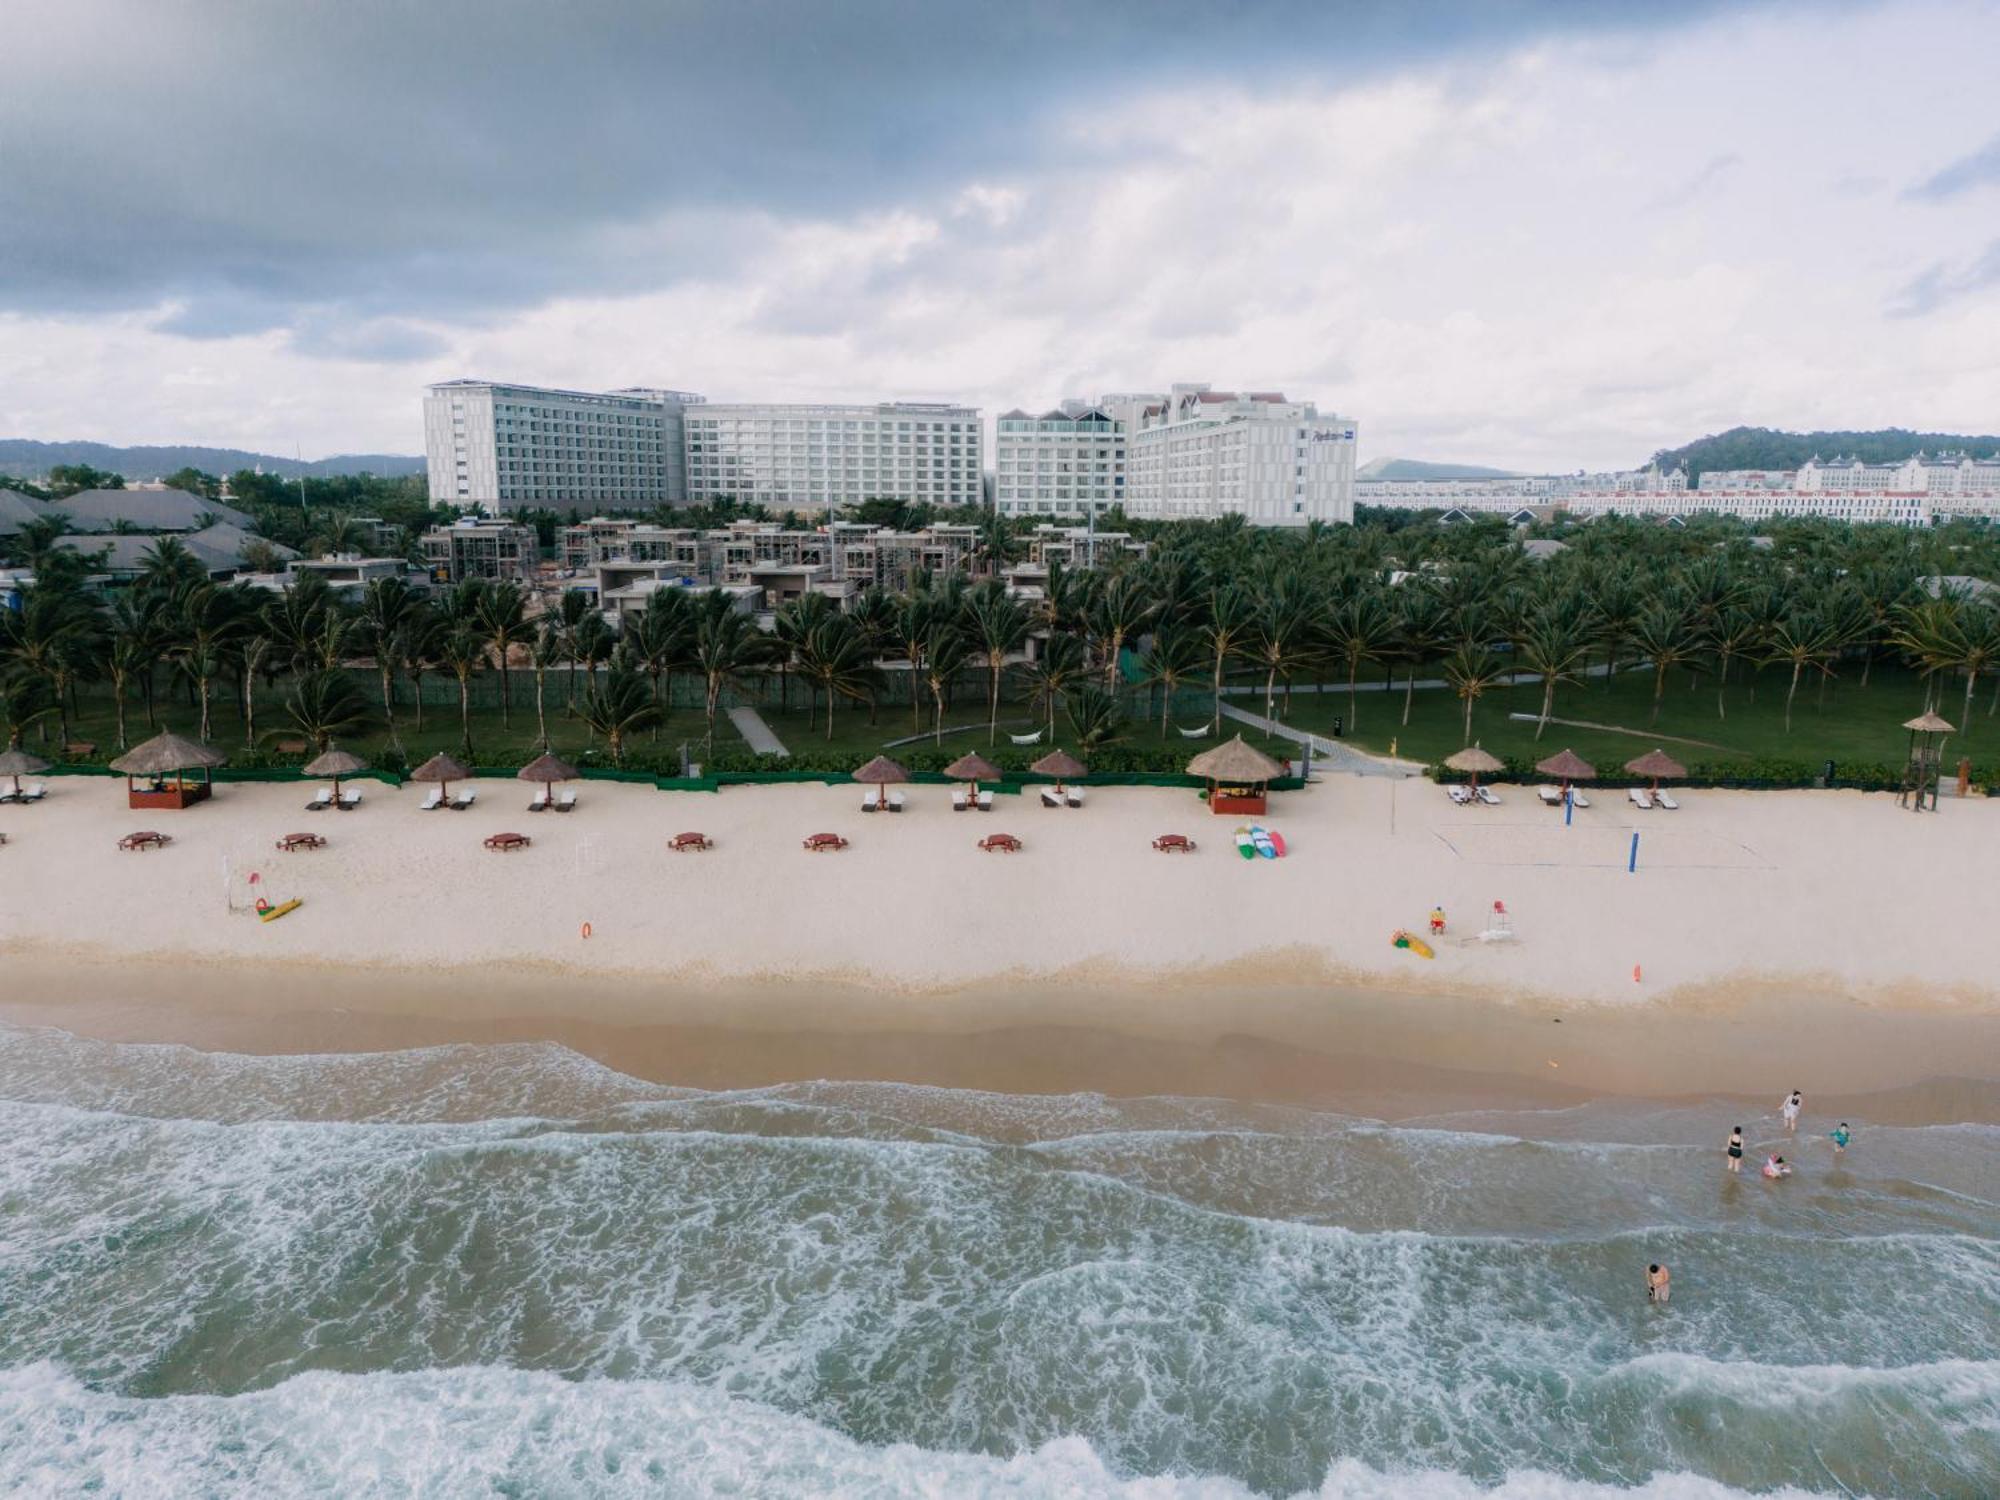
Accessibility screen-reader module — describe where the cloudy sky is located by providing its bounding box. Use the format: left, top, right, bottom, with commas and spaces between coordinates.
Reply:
2, 0, 1997, 471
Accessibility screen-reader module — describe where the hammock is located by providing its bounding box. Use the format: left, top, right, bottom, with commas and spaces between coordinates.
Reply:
1176, 723, 1213, 739
1008, 729, 1045, 746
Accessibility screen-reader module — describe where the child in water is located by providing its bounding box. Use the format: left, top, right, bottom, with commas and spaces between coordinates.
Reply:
1830, 1122, 1852, 1155
1762, 1154, 1792, 1179
1646, 1263, 1671, 1304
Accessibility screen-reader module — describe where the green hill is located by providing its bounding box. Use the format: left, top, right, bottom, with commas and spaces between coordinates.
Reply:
1649, 426, 2000, 480
0, 439, 423, 483
1357, 457, 1521, 481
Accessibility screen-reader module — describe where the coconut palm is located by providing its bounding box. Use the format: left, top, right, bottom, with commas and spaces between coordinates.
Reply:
474, 581, 529, 729
626, 589, 692, 735
1763, 608, 1840, 732
1323, 588, 1393, 731
580, 667, 662, 765
554, 589, 593, 714
795, 616, 879, 740
1440, 642, 1509, 744
279, 668, 384, 754
355, 576, 420, 748
921, 622, 970, 746
965, 583, 1028, 744
1200, 585, 1256, 734
165, 582, 247, 743
893, 594, 935, 731
0, 586, 99, 747
437, 625, 487, 757
1090, 571, 1157, 691
1628, 593, 1702, 728
1023, 631, 1086, 741
1064, 682, 1127, 752
1391, 586, 1450, 726
1516, 606, 1593, 740
527, 623, 564, 749
1706, 605, 1763, 720
689, 593, 775, 755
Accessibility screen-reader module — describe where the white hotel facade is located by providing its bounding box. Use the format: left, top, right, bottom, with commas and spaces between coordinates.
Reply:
993, 401, 1130, 519
423, 381, 701, 511
1125, 385, 1357, 526
682, 402, 982, 510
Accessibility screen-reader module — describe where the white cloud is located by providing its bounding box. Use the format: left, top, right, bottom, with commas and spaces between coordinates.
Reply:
3, 0, 1997, 472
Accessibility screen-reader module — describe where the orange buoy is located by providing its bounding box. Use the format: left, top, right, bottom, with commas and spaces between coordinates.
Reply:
581, 921, 593, 940
1632, 964, 1642, 984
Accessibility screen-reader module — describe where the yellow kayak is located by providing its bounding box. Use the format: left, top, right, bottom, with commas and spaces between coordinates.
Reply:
1391, 929, 1434, 958
258, 899, 303, 923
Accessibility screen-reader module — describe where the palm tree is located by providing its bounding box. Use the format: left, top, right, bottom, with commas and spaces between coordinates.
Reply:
1627, 594, 1701, 728
1706, 605, 1763, 721
438, 625, 486, 756
1392, 586, 1450, 726
1090, 572, 1157, 691
527, 623, 564, 749
554, 589, 593, 714
355, 577, 420, 749
921, 623, 969, 745
1023, 631, 1086, 741
571, 612, 617, 706
626, 590, 692, 735
1137, 620, 1205, 738
166, 582, 246, 743
1440, 642, 1509, 744
475, 581, 529, 729
893, 594, 934, 731
795, 617, 879, 741
279, 668, 383, 753
1323, 589, 1392, 731
103, 595, 161, 749
1200, 585, 1256, 734
1763, 608, 1839, 732
1, 675, 55, 750
1516, 608, 1592, 740
689, 594, 774, 755
1064, 682, 1127, 752
580, 668, 662, 765
965, 584, 1028, 744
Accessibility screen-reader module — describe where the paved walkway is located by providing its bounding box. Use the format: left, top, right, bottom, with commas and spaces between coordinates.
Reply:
728, 706, 789, 757
1217, 702, 1422, 779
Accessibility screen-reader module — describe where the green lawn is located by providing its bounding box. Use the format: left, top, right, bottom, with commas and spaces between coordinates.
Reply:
1261, 662, 1991, 771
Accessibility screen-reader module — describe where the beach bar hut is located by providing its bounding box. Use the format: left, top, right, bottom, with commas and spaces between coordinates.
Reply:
108, 730, 226, 810
1623, 748, 1686, 796
1534, 747, 1595, 802
1444, 744, 1504, 794
853, 754, 910, 810
1187, 734, 1287, 816
410, 752, 472, 803
0, 747, 50, 798
1030, 748, 1087, 799
303, 747, 369, 799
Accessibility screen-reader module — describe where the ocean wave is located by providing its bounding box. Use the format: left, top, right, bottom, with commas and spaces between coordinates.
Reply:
0, 1362, 1851, 1500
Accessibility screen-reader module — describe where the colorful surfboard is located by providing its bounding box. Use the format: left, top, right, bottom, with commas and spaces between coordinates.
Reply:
1250, 826, 1276, 859
1234, 826, 1257, 860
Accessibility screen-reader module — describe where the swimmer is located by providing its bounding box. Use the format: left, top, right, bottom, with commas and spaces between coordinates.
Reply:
1762, 1154, 1792, 1179
1726, 1126, 1744, 1173
1646, 1263, 1671, 1304
1781, 1090, 1802, 1133
1830, 1121, 1851, 1156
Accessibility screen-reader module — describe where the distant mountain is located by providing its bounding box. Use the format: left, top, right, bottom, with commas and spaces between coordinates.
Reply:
0, 439, 424, 483
1357, 458, 1522, 481
1648, 426, 2000, 481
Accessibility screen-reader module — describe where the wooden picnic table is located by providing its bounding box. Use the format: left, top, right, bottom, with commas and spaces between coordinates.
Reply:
978, 832, 1022, 853
276, 832, 327, 851
484, 831, 531, 852
118, 831, 171, 852
1152, 833, 1196, 852
802, 832, 848, 852
669, 831, 713, 851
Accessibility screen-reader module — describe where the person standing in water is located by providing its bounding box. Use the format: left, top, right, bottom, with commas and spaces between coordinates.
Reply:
1782, 1091, 1803, 1132
1647, 1264, 1671, 1304
1830, 1121, 1852, 1156
1726, 1126, 1745, 1173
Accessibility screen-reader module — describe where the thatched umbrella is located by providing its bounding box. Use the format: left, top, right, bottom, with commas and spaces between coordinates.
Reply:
1903, 710, 1955, 734
303, 747, 369, 798
410, 751, 473, 800
0, 746, 49, 798
853, 754, 910, 809
943, 751, 1002, 796
517, 751, 579, 802
1534, 747, 1595, 800
1030, 747, 1087, 797
1623, 747, 1687, 795
109, 730, 226, 801
1444, 744, 1503, 793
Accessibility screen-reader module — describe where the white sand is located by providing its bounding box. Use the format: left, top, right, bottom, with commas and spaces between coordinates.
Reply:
1, 773, 1995, 1008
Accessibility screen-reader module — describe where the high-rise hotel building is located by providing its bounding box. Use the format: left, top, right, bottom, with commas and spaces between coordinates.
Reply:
992, 400, 1136, 519
423, 381, 702, 512
1125, 385, 1357, 526
681, 402, 982, 510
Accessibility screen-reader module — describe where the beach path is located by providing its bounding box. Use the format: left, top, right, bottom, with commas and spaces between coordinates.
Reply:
728, 707, 789, 757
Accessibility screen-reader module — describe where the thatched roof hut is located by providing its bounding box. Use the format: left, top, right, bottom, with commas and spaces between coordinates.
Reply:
1186, 735, 1287, 784
303, 748, 369, 778
1903, 711, 1955, 734
1445, 745, 1504, 774
1623, 748, 1687, 781
942, 751, 1002, 785
410, 752, 472, 789
1534, 748, 1596, 784
852, 755, 910, 785
516, 751, 580, 784
0, 746, 49, 796
109, 731, 226, 776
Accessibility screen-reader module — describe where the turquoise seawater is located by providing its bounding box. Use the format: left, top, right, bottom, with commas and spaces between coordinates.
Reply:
0, 1023, 1993, 1497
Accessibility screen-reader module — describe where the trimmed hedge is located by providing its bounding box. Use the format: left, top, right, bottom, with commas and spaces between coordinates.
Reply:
1430, 754, 1998, 795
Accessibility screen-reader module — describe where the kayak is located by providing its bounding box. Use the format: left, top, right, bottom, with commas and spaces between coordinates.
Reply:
1266, 829, 1288, 858
1250, 826, 1276, 859
257, 898, 303, 923
1234, 826, 1257, 860
1391, 929, 1434, 958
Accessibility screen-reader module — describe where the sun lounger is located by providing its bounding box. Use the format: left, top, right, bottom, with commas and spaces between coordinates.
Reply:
1568, 789, 1590, 809
1447, 784, 1472, 805
0, 789, 14, 806
307, 786, 334, 811
1654, 789, 1679, 811
952, 790, 968, 812
862, 788, 881, 812
339, 788, 362, 810
886, 791, 905, 813
977, 790, 993, 812
528, 787, 550, 812
555, 789, 577, 813
1475, 785, 1501, 806
1040, 787, 1064, 809
419, 789, 443, 811
1536, 785, 1562, 807
1627, 786, 1654, 811
1066, 787, 1084, 808
452, 789, 476, 811
19, 783, 45, 802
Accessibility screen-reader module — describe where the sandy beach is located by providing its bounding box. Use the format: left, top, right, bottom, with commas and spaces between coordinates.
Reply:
4, 772, 1998, 1110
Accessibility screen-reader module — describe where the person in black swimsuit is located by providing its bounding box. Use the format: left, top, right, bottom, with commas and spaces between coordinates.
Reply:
1726, 1126, 1744, 1173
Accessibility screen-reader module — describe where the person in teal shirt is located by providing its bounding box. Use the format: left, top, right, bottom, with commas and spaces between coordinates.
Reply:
1830, 1122, 1852, 1155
